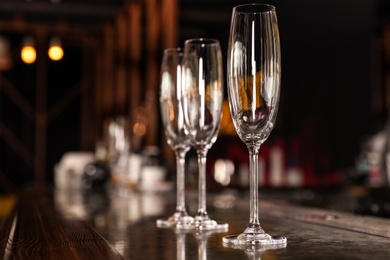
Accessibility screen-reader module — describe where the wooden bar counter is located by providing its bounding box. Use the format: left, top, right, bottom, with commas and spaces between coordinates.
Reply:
0, 188, 122, 259
1, 186, 390, 259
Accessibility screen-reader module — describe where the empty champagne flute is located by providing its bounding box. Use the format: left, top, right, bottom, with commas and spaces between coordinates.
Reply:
181, 38, 228, 230
223, 4, 287, 246
157, 48, 194, 228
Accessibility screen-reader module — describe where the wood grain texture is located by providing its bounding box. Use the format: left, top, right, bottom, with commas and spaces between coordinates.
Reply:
0, 188, 123, 260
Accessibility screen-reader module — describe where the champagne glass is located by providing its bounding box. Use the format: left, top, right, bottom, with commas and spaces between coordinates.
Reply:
157, 48, 194, 228
223, 4, 287, 246
181, 38, 228, 230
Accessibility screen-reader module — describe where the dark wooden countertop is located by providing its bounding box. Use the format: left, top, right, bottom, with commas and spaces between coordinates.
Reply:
1, 186, 390, 259
0, 188, 123, 260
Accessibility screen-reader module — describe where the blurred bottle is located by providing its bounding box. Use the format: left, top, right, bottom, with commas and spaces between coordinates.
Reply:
102, 116, 133, 191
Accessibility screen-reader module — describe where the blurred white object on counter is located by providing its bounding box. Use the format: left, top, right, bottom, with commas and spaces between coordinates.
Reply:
139, 146, 172, 192
140, 165, 167, 191
54, 152, 94, 190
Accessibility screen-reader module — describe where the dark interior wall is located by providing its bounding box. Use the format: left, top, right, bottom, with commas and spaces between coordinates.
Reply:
0, 34, 83, 190
0, 0, 382, 191
276, 0, 375, 169
180, 0, 376, 171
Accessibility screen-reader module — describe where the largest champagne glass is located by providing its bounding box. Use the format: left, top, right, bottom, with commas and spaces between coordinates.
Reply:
223, 4, 287, 246
182, 38, 227, 230
157, 48, 194, 228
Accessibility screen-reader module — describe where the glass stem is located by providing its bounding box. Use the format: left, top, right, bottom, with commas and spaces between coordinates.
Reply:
175, 149, 187, 213
197, 149, 208, 217
248, 144, 261, 230
177, 233, 186, 260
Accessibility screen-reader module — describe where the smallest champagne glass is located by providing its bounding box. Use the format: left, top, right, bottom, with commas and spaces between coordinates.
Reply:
156, 48, 194, 228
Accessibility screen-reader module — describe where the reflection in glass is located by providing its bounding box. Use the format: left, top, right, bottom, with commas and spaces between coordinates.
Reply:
175, 229, 190, 260
194, 229, 228, 260
225, 243, 287, 260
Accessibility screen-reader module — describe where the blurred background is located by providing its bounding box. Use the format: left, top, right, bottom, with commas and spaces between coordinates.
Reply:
0, 0, 389, 194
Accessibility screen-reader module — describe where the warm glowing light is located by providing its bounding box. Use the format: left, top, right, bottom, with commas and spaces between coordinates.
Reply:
48, 38, 64, 61
21, 46, 36, 64
132, 122, 147, 136
48, 45, 64, 61
21, 36, 36, 64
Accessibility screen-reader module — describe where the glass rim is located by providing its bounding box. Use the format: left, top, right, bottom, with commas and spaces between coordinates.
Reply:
184, 38, 220, 46
164, 47, 183, 54
233, 3, 275, 14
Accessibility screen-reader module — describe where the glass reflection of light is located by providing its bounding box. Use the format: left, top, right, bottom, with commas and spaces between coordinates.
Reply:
181, 67, 194, 127
194, 229, 227, 260
107, 192, 168, 257
214, 159, 235, 186
173, 228, 231, 260
250, 20, 257, 118
54, 189, 87, 219
161, 71, 172, 98
161, 70, 175, 124
198, 57, 205, 128
224, 242, 286, 260
141, 193, 165, 217
109, 192, 142, 256
175, 230, 189, 260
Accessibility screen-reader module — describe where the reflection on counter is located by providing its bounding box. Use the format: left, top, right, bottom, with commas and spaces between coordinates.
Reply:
3, 185, 390, 260
54, 187, 166, 225
50, 184, 390, 259
53, 188, 288, 260
224, 241, 287, 260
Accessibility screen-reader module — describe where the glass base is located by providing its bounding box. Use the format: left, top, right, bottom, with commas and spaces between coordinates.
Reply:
156, 211, 194, 229
179, 215, 228, 231
223, 232, 287, 247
